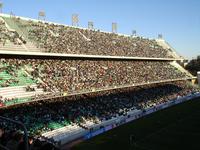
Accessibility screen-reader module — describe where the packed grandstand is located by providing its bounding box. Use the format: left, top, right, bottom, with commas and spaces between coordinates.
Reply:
0, 13, 199, 150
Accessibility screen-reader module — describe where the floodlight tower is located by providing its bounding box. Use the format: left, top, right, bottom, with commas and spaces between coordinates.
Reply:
38, 11, 46, 21
72, 14, 79, 26
112, 22, 117, 33
132, 30, 137, 36
158, 34, 163, 39
10, 11, 15, 18
0, 2, 3, 13
88, 21, 94, 30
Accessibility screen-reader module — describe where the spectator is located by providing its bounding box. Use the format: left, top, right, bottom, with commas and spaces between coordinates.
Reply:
6, 131, 23, 150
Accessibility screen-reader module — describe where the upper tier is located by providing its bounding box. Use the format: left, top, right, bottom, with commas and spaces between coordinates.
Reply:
0, 14, 181, 59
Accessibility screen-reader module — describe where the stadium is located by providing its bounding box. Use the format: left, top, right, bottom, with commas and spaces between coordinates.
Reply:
0, 1, 200, 150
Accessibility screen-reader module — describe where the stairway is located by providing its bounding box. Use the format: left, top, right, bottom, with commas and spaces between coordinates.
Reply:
0, 84, 44, 100
0, 41, 27, 51
170, 61, 194, 78
156, 39, 183, 59
2, 17, 43, 52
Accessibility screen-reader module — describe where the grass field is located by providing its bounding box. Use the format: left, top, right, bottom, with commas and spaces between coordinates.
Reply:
72, 97, 200, 150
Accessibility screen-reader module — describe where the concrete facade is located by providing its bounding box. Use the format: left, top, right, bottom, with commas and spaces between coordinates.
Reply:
198, 72, 200, 86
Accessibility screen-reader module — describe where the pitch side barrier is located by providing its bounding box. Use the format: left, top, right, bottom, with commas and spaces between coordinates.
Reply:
0, 50, 183, 61
43, 91, 200, 147
82, 92, 200, 140
0, 77, 196, 109
78, 92, 200, 146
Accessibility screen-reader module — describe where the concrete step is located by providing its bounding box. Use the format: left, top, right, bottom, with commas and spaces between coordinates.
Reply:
2, 89, 44, 99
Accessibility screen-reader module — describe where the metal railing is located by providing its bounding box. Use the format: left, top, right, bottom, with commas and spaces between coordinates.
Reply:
0, 116, 29, 150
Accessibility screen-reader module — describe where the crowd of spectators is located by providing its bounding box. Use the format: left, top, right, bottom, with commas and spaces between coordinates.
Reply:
0, 19, 25, 46
0, 128, 58, 150
25, 86, 36, 92
0, 81, 199, 142
0, 58, 189, 95
10, 18, 174, 58
0, 16, 197, 150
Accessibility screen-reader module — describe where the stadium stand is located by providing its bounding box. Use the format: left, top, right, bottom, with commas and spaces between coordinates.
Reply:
0, 13, 198, 149
0, 16, 42, 53
0, 81, 199, 148
0, 18, 25, 51
0, 58, 193, 107
0, 14, 181, 59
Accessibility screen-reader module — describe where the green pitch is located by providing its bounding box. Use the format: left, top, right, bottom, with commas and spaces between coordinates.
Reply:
72, 97, 200, 150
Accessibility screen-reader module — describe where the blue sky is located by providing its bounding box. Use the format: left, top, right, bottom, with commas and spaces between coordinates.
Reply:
1, 0, 200, 59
